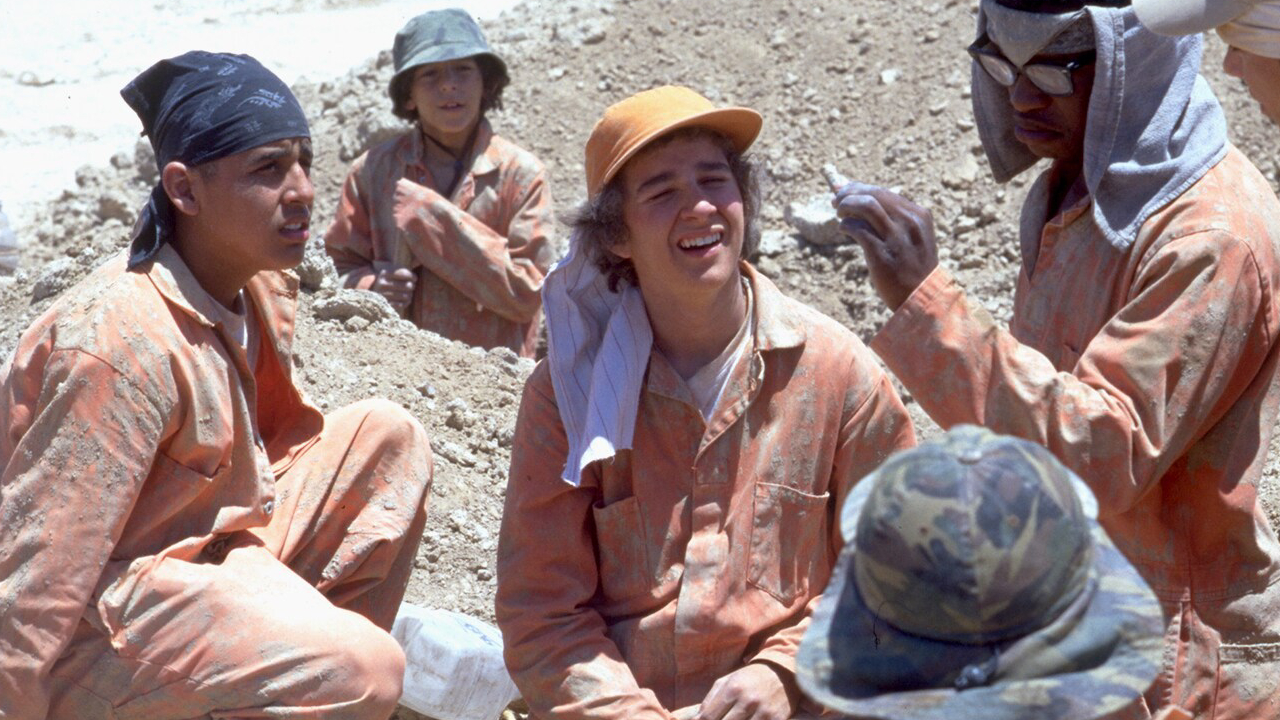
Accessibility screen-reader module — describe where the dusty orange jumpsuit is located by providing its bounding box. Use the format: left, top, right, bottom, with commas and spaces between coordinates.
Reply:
0, 246, 433, 720
496, 267, 916, 720
325, 120, 554, 357
871, 147, 1280, 718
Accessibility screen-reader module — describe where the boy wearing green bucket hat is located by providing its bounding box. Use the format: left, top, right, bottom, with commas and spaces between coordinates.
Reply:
325, 8, 553, 357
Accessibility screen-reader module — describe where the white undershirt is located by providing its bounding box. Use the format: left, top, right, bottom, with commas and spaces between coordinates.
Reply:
685, 281, 755, 422
221, 290, 260, 372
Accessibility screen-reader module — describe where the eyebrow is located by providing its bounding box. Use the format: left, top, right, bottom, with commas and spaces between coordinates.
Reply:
635, 160, 731, 195
249, 141, 312, 164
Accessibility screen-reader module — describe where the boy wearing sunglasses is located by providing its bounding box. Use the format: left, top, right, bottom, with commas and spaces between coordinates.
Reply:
830, 0, 1280, 717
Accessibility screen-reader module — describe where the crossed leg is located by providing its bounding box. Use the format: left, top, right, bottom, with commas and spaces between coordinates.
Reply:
47, 399, 433, 720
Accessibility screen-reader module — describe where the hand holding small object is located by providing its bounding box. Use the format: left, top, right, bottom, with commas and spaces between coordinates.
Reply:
824, 163, 939, 311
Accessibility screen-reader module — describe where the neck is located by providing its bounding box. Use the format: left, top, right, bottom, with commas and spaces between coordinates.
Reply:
171, 230, 252, 309
421, 122, 476, 160
1047, 156, 1085, 218
643, 270, 749, 379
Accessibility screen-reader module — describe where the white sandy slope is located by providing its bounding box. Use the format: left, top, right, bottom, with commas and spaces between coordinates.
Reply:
0, 0, 522, 235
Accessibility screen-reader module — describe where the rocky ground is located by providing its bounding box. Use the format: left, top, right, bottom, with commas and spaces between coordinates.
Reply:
2, 0, 1278, 717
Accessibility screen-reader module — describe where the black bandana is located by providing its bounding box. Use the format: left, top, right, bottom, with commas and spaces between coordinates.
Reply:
121, 51, 310, 268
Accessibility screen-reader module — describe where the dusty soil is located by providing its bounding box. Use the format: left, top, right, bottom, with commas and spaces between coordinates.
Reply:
2, 0, 1278, 717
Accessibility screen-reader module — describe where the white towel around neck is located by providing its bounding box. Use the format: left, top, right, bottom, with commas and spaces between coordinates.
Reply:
542, 234, 654, 486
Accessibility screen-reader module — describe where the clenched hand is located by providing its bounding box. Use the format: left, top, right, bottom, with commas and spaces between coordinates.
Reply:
831, 181, 938, 311
372, 266, 416, 313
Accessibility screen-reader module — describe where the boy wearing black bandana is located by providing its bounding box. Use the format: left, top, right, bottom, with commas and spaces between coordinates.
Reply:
0, 52, 433, 720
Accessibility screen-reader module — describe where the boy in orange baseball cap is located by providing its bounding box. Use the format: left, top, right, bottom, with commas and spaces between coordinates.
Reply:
494, 86, 915, 720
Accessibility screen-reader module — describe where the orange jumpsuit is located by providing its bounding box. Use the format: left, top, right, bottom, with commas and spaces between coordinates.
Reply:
325, 120, 554, 357
870, 147, 1280, 718
496, 267, 916, 720
0, 246, 433, 720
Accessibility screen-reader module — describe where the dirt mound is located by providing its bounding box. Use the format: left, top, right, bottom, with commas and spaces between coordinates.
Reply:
3, 1, 1279, 717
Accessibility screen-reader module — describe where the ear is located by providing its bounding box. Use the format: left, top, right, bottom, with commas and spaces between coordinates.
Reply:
161, 161, 199, 217
608, 238, 633, 260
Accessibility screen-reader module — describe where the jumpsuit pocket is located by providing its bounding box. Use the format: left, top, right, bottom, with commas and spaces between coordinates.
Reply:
1214, 642, 1280, 719
592, 496, 652, 601
748, 483, 831, 605
126, 453, 221, 526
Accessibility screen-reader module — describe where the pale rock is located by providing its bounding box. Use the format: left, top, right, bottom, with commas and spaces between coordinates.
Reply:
784, 194, 849, 247
312, 288, 399, 324
756, 229, 803, 257
32, 257, 80, 301
942, 155, 982, 190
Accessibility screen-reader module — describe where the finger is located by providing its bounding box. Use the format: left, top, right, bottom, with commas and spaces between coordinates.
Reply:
390, 268, 417, 281
845, 220, 896, 266
838, 217, 877, 240
836, 195, 896, 240
900, 207, 937, 250
831, 180, 885, 203
719, 700, 754, 720
694, 681, 731, 720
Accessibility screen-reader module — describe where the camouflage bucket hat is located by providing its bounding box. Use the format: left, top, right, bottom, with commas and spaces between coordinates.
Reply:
796, 425, 1163, 720
389, 8, 507, 97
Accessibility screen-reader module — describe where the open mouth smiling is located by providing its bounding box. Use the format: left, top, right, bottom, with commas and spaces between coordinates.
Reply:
678, 232, 722, 251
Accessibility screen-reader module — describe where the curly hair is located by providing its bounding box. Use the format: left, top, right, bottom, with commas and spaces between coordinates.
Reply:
389, 54, 509, 123
569, 127, 762, 292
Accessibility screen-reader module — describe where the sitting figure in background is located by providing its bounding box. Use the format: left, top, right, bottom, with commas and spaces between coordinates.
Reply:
495, 86, 916, 720
325, 8, 554, 358
0, 51, 433, 720
797, 425, 1171, 720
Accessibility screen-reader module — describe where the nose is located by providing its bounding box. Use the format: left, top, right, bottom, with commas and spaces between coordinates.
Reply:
286, 162, 314, 208
1223, 46, 1245, 79
681, 197, 719, 222
1008, 73, 1051, 112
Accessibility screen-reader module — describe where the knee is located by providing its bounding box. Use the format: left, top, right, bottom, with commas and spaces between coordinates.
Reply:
341, 399, 434, 502
322, 621, 406, 715
354, 399, 433, 471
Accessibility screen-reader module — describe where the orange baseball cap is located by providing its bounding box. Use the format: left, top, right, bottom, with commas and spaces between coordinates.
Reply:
584, 85, 763, 199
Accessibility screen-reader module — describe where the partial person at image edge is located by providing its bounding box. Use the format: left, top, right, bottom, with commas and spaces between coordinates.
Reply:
833, 0, 1280, 716
798, 426, 1171, 720
0, 51, 433, 720
1134, 0, 1280, 125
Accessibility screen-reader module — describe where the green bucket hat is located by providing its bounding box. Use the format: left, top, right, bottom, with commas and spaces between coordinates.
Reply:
797, 425, 1163, 720
389, 8, 508, 100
